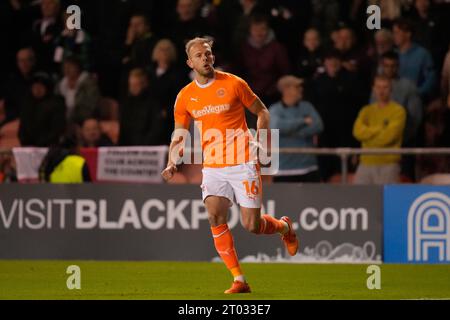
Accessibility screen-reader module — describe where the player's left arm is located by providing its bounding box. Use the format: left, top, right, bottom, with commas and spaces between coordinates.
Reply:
236, 76, 271, 153
247, 97, 270, 132
247, 98, 271, 160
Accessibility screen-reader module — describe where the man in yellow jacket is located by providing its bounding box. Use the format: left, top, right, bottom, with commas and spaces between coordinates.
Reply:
353, 75, 406, 184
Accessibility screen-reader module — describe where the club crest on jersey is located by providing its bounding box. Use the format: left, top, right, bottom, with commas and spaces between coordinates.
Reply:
216, 88, 226, 98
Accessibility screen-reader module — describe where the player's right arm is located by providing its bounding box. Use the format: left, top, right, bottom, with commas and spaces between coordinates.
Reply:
161, 123, 186, 181
161, 92, 191, 181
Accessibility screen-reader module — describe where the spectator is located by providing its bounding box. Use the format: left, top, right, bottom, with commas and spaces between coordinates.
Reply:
333, 25, 372, 92
56, 56, 100, 125
119, 68, 164, 146
376, 51, 423, 181
216, 0, 268, 60
369, 29, 395, 77
313, 50, 363, 148
393, 18, 436, 100
333, 26, 358, 73
265, 1, 312, 58
310, 0, 341, 38
239, 14, 291, 107
422, 96, 450, 147
53, 11, 92, 71
313, 50, 364, 180
91, 1, 136, 98
0, 97, 5, 126
78, 117, 114, 147
147, 39, 189, 143
0, 152, 17, 183
19, 73, 66, 147
39, 135, 91, 183
408, 0, 446, 68
353, 75, 406, 184
169, 0, 209, 58
374, 29, 395, 58
415, 95, 450, 181
441, 94, 450, 148
295, 28, 323, 80
122, 13, 158, 69
374, 51, 422, 146
270, 75, 323, 183
442, 48, 450, 100
30, 0, 63, 72
0, 0, 31, 77
367, 0, 409, 27
1, 48, 37, 124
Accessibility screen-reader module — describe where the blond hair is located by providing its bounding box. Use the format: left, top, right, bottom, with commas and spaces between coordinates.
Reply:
152, 39, 177, 63
185, 37, 214, 57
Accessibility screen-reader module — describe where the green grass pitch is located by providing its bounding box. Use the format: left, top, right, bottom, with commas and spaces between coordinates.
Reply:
1, 260, 449, 300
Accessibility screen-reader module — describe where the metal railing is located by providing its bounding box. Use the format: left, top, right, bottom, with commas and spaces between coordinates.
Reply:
2, 147, 450, 184
279, 147, 450, 183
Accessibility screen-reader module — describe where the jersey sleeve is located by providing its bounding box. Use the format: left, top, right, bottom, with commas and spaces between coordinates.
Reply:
235, 76, 257, 108
173, 92, 191, 129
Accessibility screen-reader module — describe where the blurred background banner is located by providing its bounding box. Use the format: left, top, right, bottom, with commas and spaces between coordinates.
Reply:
11, 146, 168, 183
12, 147, 48, 181
384, 185, 450, 263
0, 184, 382, 262
96, 146, 168, 183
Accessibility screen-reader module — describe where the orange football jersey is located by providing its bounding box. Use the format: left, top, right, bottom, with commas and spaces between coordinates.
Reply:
174, 70, 257, 167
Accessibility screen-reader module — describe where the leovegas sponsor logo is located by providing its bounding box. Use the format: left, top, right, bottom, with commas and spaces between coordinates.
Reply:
192, 104, 230, 118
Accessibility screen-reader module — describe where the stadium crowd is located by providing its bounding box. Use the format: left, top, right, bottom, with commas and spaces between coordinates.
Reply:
1, 0, 450, 183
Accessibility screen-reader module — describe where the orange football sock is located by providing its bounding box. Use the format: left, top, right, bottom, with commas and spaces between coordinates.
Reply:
258, 214, 286, 234
211, 224, 243, 277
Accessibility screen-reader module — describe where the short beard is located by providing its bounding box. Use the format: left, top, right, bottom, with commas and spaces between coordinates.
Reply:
198, 68, 214, 78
